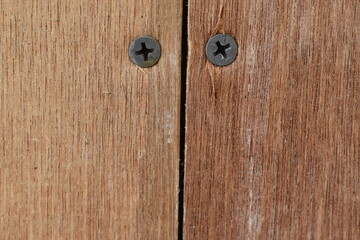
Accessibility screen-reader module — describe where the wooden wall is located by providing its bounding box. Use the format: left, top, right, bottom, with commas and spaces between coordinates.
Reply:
1, 0, 359, 239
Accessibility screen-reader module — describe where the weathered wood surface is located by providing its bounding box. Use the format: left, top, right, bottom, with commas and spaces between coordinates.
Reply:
184, 0, 360, 239
0, 0, 182, 239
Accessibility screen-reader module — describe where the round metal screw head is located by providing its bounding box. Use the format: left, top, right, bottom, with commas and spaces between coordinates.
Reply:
206, 34, 238, 66
129, 36, 161, 68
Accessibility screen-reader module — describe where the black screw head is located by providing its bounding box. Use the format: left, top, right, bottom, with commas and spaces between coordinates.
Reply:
129, 36, 161, 68
206, 34, 238, 67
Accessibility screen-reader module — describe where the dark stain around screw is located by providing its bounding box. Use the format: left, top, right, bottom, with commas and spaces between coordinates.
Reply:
135, 42, 154, 61
213, 41, 231, 59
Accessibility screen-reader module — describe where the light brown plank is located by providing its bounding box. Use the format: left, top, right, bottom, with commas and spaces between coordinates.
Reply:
0, 0, 182, 239
185, 0, 359, 239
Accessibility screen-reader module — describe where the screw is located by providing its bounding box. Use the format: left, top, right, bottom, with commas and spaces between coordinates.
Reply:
129, 36, 161, 68
206, 34, 238, 66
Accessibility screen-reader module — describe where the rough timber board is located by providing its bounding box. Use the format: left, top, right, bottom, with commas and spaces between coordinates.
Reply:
0, 0, 183, 239
184, 0, 360, 239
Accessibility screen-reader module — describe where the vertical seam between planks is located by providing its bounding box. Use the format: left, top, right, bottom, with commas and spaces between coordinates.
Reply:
178, 0, 189, 239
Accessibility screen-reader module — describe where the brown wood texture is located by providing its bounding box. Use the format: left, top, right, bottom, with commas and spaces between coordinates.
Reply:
0, 0, 182, 239
185, 0, 360, 239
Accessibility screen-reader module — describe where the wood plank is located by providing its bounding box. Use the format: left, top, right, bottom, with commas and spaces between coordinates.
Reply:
184, 0, 360, 239
0, 0, 182, 239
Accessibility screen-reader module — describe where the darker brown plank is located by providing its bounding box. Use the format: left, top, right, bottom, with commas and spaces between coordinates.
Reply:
185, 0, 360, 239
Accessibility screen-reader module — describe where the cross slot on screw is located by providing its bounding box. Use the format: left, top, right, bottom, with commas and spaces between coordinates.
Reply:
213, 41, 231, 59
135, 42, 154, 61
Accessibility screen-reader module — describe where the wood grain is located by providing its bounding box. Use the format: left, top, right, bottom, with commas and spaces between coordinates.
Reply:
0, 0, 182, 239
184, 0, 360, 239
